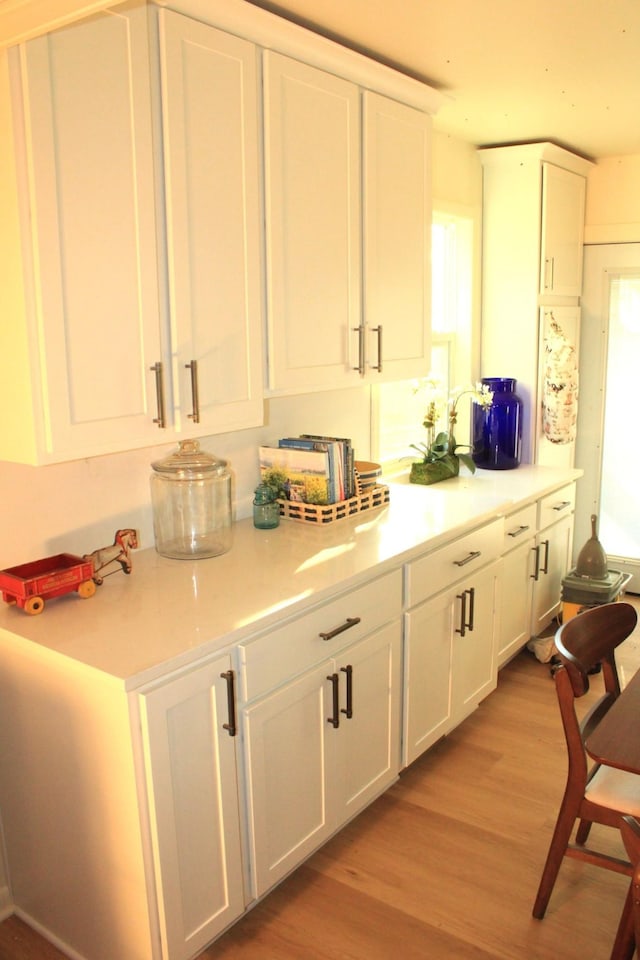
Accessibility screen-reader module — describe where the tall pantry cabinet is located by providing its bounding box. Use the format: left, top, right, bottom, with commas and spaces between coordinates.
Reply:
479, 143, 592, 468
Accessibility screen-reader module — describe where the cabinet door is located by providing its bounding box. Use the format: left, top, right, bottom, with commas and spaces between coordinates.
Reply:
334, 621, 402, 819
243, 662, 334, 898
403, 590, 454, 766
263, 51, 361, 392
531, 514, 574, 635
451, 562, 500, 727
540, 162, 586, 298
363, 92, 431, 380
18, 7, 163, 460
138, 656, 245, 960
498, 543, 534, 666
159, 10, 264, 435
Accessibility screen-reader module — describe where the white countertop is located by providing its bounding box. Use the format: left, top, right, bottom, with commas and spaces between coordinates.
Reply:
0, 465, 580, 688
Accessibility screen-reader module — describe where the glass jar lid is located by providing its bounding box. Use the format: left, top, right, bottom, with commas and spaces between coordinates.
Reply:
253, 482, 277, 504
151, 440, 228, 480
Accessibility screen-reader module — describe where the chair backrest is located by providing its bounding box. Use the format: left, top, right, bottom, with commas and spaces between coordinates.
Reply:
552, 602, 638, 778
555, 601, 637, 700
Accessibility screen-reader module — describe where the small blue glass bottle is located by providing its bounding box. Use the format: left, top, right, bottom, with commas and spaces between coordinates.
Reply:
253, 483, 280, 529
472, 377, 523, 470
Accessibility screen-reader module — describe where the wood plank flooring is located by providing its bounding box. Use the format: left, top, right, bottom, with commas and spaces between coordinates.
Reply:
1, 596, 639, 960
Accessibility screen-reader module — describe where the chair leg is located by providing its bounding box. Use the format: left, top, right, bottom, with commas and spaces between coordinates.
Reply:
576, 817, 593, 845
609, 884, 636, 960
533, 800, 579, 919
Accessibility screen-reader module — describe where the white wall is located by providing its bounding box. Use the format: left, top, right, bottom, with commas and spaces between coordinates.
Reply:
584, 154, 640, 244
0, 133, 482, 569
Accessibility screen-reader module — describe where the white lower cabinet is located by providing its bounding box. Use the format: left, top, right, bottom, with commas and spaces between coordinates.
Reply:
239, 571, 402, 898
403, 520, 503, 766
136, 654, 246, 960
498, 504, 537, 666
530, 484, 575, 635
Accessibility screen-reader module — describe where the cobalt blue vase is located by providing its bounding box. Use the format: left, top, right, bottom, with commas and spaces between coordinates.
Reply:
472, 377, 523, 470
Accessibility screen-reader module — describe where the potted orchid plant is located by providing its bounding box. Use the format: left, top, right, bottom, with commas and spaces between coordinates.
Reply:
409, 378, 494, 485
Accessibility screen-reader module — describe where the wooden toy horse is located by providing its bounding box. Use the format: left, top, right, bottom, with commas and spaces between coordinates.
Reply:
85, 528, 139, 585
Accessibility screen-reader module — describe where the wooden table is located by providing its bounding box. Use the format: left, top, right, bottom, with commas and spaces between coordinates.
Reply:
586, 668, 640, 773
586, 668, 640, 960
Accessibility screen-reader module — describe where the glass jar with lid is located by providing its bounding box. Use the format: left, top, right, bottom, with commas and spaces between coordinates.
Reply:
150, 440, 232, 559
253, 482, 280, 529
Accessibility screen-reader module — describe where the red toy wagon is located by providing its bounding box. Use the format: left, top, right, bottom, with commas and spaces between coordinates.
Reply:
0, 553, 96, 615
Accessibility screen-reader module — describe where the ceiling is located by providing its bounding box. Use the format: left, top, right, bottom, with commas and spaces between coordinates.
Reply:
247, 0, 640, 161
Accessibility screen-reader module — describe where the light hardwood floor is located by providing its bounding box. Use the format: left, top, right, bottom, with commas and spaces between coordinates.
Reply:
1, 596, 639, 960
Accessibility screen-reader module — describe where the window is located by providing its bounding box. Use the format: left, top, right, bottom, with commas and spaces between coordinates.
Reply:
373, 211, 474, 468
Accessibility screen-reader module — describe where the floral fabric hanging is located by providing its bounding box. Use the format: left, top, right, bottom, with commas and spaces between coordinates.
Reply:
541, 313, 579, 444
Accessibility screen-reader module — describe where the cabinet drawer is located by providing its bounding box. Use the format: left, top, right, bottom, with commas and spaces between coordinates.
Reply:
538, 483, 575, 531
405, 518, 504, 608
503, 504, 537, 552
239, 568, 402, 701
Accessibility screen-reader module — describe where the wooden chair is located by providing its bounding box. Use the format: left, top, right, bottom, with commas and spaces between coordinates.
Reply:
532, 601, 640, 920
609, 815, 640, 960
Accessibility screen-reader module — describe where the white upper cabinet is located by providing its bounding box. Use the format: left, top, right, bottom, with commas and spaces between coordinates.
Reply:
1, 0, 442, 461
158, 10, 264, 436
540, 162, 586, 298
264, 53, 432, 393
263, 51, 362, 393
362, 92, 431, 381
2, 6, 163, 463
1, 5, 264, 464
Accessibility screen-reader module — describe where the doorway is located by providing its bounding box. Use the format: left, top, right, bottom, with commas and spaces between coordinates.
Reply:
577, 243, 640, 592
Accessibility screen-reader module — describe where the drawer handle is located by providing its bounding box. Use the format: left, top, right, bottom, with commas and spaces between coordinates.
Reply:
340, 664, 353, 719
319, 617, 361, 641
508, 524, 530, 538
327, 673, 340, 728
220, 670, 237, 737
552, 500, 572, 512
453, 550, 481, 568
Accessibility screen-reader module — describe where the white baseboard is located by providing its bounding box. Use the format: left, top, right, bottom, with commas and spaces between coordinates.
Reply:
0, 882, 13, 921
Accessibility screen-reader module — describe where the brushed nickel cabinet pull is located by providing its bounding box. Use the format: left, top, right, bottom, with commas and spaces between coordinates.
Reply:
453, 550, 481, 567
185, 359, 200, 423
352, 324, 365, 375
553, 501, 572, 512
544, 256, 555, 290
319, 617, 361, 641
150, 361, 166, 428
371, 325, 383, 372
220, 670, 237, 737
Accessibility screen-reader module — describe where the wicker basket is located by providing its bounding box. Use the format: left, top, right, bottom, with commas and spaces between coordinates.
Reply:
278, 484, 389, 524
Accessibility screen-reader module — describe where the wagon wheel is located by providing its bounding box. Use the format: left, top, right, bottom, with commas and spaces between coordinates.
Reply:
78, 580, 97, 599
24, 596, 45, 615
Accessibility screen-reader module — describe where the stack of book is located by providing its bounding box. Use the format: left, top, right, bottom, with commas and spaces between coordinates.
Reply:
259, 435, 355, 506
